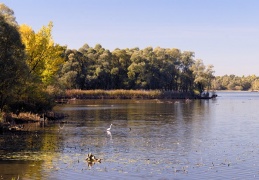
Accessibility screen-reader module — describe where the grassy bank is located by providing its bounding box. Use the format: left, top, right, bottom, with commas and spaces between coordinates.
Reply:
63, 89, 196, 99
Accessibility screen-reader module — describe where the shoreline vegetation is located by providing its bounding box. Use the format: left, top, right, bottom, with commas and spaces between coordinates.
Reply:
59, 89, 217, 100
0, 111, 67, 132
64, 89, 186, 100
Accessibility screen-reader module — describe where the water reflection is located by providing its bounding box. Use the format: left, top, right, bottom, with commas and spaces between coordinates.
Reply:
1, 94, 259, 179
106, 130, 112, 141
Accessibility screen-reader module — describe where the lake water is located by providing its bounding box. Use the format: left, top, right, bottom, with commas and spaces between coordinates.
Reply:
1, 91, 259, 179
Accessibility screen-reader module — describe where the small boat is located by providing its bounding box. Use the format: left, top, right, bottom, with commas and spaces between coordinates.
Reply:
198, 94, 217, 99
196, 91, 218, 99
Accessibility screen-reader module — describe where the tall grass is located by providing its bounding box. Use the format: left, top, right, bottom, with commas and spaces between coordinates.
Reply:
65, 89, 161, 99
64, 89, 196, 99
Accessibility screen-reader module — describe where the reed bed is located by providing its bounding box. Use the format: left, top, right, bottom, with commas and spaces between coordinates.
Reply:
64, 89, 196, 99
65, 89, 161, 99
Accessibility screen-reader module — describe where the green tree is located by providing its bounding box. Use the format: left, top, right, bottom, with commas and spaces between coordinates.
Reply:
0, 3, 17, 26
179, 51, 195, 92
252, 79, 259, 90
96, 49, 112, 89
58, 49, 88, 89
191, 59, 215, 94
128, 49, 148, 89
0, 13, 29, 111
111, 48, 131, 89
61, 44, 216, 93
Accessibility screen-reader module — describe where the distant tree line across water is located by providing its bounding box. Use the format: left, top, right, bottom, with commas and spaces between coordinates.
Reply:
59, 45, 214, 93
59, 47, 259, 92
212, 75, 259, 91
0, 3, 259, 115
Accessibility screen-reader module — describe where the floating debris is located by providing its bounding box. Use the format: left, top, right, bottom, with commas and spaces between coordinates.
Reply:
86, 153, 102, 166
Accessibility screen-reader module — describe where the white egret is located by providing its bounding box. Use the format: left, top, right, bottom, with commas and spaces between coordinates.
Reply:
107, 124, 113, 131
106, 129, 113, 142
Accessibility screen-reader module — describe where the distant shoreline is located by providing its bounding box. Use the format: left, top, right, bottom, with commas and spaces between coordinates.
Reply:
215, 90, 258, 92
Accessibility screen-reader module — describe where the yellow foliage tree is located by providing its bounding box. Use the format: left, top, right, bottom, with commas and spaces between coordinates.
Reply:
19, 22, 66, 84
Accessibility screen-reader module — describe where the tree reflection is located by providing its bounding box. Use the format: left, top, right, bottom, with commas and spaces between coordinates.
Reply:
0, 121, 62, 179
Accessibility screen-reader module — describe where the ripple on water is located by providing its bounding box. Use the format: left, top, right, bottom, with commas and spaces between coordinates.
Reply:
1, 94, 259, 179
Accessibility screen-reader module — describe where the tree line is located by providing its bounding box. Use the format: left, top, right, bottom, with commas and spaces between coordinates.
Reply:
212, 75, 259, 91
1, 3, 258, 115
58, 45, 214, 94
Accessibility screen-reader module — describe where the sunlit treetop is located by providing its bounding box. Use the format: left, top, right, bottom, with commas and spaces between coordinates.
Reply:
0, 3, 17, 26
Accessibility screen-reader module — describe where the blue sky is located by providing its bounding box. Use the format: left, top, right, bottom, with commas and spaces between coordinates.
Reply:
2, 0, 259, 76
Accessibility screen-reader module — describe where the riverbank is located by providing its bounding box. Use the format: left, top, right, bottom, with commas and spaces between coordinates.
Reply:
0, 112, 67, 132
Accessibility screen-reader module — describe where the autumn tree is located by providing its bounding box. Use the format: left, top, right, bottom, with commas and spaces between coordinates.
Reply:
19, 22, 66, 85
0, 4, 62, 114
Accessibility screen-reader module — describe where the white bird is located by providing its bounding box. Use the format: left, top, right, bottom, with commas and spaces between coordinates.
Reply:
106, 129, 113, 142
107, 124, 113, 131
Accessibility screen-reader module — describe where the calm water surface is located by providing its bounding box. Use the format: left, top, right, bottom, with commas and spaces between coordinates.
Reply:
1, 92, 259, 179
